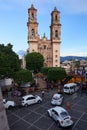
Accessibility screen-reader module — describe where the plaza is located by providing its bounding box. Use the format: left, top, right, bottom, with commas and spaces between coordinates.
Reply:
5, 88, 87, 130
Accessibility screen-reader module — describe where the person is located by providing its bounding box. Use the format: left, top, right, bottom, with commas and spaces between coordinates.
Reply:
42, 90, 45, 98
57, 84, 61, 94
66, 101, 71, 110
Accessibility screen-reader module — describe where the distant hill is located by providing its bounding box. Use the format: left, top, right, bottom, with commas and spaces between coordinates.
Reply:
60, 56, 87, 62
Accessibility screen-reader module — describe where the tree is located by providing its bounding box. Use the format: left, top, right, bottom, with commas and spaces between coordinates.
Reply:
26, 52, 44, 72
0, 43, 21, 79
14, 69, 34, 85
47, 67, 67, 82
40, 67, 50, 75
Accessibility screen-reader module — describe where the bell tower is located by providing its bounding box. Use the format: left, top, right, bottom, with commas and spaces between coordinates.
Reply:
50, 7, 61, 67
27, 5, 61, 67
27, 4, 39, 53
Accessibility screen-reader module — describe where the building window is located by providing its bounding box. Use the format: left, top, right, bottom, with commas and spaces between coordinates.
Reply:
55, 55, 57, 57
31, 29, 34, 37
55, 50, 58, 52
56, 65, 58, 67
55, 15, 58, 21
55, 30, 58, 38
55, 60, 58, 62
32, 49, 35, 52
32, 13, 34, 19
44, 45, 46, 49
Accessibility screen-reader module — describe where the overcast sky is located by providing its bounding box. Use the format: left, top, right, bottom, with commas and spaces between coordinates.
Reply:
0, 0, 87, 57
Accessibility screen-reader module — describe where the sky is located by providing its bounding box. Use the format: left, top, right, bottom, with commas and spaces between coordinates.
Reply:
0, 0, 87, 57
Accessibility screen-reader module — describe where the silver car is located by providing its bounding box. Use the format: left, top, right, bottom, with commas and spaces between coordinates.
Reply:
47, 106, 73, 127
51, 93, 63, 105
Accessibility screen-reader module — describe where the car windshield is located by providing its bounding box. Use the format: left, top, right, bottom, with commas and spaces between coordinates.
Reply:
53, 97, 59, 100
60, 111, 68, 118
64, 87, 69, 89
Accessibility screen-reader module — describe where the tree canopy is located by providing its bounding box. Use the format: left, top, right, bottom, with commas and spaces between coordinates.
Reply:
14, 69, 34, 85
26, 52, 44, 72
47, 67, 67, 82
41, 67, 49, 75
0, 43, 21, 79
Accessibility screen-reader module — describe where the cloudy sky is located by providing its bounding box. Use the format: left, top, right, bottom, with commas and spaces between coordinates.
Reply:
0, 0, 87, 57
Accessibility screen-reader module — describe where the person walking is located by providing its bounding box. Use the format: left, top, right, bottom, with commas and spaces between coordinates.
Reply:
41, 90, 45, 98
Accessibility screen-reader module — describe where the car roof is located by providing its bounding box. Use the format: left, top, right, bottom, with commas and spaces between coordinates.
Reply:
53, 106, 66, 113
22, 94, 34, 99
64, 83, 77, 87
53, 93, 61, 98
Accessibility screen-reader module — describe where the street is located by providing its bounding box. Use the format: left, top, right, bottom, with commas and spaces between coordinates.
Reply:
5, 88, 87, 130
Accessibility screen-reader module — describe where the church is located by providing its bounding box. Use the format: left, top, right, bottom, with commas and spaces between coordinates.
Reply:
27, 4, 61, 67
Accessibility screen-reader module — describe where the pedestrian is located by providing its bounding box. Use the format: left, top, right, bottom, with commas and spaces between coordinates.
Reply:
66, 101, 71, 110
42, 90, 45, 98
78, 83, 82, 96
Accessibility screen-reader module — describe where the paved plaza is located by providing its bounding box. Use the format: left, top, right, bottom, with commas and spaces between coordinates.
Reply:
5, 88, 87, 130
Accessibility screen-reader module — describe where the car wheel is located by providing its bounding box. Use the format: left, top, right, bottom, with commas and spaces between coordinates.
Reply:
38, 100, 41, 103
57, 120, 61, 127
8, 106, 13, 109
25, 104, 28, 107
47, 111, 51, 117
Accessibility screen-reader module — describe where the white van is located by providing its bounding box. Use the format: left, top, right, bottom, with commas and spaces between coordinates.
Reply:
63, 83, 79, 94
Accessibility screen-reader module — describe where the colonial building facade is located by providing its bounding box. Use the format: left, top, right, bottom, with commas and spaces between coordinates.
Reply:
27, 4, 61, 67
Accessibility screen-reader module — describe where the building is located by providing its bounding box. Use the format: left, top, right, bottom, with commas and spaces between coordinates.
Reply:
27, 4, 61, 67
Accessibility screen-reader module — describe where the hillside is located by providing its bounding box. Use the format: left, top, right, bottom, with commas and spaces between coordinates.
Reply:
60, 56, 87, 62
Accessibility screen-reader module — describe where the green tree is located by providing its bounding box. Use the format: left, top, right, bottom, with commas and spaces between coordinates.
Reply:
14, 69, 34, 85
0, 43, 21, 79
47, 67, 67, 82
26, 52, 44, 72
41, 67, 50, 75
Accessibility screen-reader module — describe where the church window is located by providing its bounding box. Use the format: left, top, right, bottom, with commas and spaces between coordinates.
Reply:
55, 30, 58, 38
32, 13, 34, 19
55, 15, 58, 21
44, 45, 46, 49
55, 50, 58, 52
31, 29, 35, 37
32, 49, 35, 52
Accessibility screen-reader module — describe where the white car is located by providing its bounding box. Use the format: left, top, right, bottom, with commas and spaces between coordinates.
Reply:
21, 94, 42, 106
47, 106, 73, 127
3, 99, 16, 109
51, 93, 63, 105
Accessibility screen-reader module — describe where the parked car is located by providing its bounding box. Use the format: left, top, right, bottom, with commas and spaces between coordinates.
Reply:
51, 93, 63, 105
21, 94, 42, 106
47, 106, 73, 127
3, 99, 16, 109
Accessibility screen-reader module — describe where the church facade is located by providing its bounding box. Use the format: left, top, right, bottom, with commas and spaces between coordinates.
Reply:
27, 4, 61, 67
